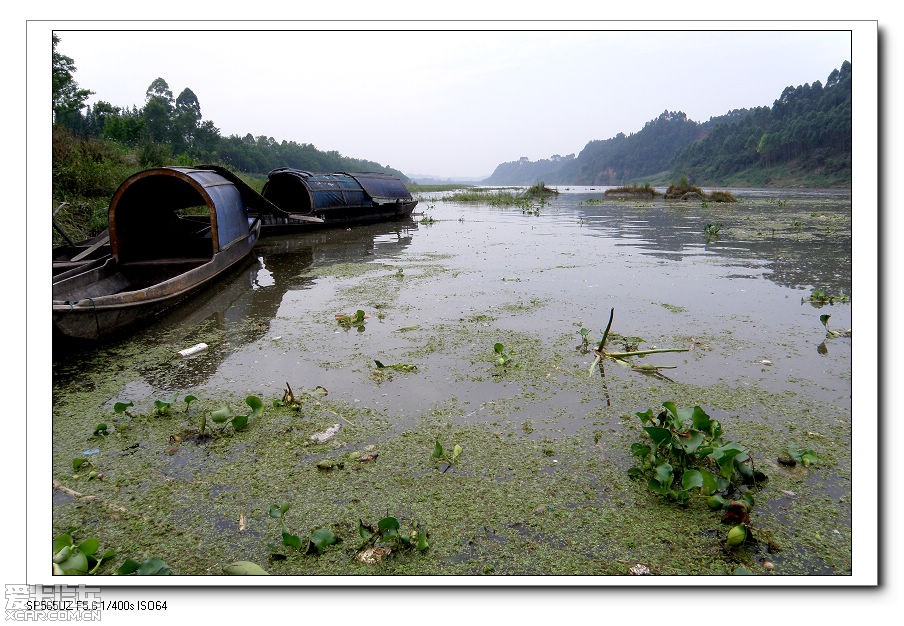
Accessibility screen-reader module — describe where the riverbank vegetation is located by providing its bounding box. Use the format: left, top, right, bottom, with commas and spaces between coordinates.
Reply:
51, 34, 405, 243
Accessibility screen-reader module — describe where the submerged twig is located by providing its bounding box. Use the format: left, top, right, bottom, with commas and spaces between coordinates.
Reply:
53, 481, 148, 520
605, 348, 691, 359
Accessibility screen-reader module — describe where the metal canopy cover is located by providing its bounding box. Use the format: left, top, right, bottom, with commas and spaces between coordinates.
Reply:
108, 167, 248, 262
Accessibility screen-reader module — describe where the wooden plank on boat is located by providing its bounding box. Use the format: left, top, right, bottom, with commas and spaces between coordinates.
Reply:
69, 234, 110, 262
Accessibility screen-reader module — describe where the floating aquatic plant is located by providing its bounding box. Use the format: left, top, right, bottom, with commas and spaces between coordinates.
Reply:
52, 534, 115, 575
115, 557, 173, 575
703, 223, 722, 243
267, 503, 341, 557
371, 359, 418, 383
223, 561, 269, 575
208, 395, 263, 433
628, 401, 767, 550
113, 401, 133, 417
785, 446, 818, 467
336, 310, 368, 331
587, 308, 689, 377
432, 439, 463, 472
493, 342, 513, 367
357, 516, 429, 557
804, 287, 850, 305
274, 383, 328, 411
820, 314, 851, 338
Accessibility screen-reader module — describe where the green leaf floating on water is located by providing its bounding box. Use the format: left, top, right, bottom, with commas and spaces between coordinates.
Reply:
269, 503, 290, 519
691, 406, 716, 434
58, 550, 89, 574
681, 469, 704, 491
416, 527, 429, 552
136, 558, 172, 575
699, 468, 718, 495
211, 407, 231, 424
378, 516, 401, 541
643, 426, 672, 448
726, 524, 747, 548
712, 442, 747, 478
654, 463, 674, 488
76, 537, 99, 557
117, 557, 172, 575
52, 534, 73, 556
282, 531, 302, 550
223, 561, 269, 575
308, 528, 340, 555
680, 430, 705, 455
245, 395, 263, 418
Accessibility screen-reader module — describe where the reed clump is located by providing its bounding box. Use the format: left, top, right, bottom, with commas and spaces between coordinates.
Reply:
665, 177, 737, 202
604, 183, 661, 199
707, 190, 737, 203
522, 182, 559, 198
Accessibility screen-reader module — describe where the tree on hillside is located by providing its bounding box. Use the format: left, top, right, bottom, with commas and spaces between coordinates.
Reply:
52, 34, 93, 128
669, 62, 851, 183
172, 88, 202, 154
142, 77, 174, 143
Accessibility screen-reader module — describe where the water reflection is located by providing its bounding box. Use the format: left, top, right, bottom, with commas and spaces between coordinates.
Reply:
52, 219, 417, 390
549, 187, 852, 295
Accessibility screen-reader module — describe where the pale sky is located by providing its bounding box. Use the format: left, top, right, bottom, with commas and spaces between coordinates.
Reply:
50, 27, 851, 179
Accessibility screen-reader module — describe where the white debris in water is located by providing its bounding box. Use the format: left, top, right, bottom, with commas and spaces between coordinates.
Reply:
178, 343, 208, 357
310, 424, 341, 444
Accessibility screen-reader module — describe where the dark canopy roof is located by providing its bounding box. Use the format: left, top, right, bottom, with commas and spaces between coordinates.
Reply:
262, 168, 412, 215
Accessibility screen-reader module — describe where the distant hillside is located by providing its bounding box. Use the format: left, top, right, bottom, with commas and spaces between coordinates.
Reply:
480, 153, 578, 186
672, 61, 851, 186
484, 62, 852, 188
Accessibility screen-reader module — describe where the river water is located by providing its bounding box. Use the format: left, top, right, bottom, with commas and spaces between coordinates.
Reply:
60, 186, 850, 416
51, 186, 857, 575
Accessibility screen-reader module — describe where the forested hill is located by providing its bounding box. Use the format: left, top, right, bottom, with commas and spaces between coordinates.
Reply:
484, 61, 851, 188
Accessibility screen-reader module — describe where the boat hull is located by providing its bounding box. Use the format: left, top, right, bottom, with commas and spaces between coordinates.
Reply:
53, 221, 260, 340
257, 200, 417, 235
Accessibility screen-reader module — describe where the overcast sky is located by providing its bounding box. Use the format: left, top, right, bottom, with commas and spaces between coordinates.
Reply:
53, 28, 851, 179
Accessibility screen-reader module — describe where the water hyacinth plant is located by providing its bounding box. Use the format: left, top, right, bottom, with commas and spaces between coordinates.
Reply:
267, 503, 341, 557
336, 310, 368, 331
432, 439, 463, 472
629, 401, 767, 550
209, 395, 264, 432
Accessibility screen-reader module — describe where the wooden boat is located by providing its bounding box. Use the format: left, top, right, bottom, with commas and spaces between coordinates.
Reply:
189, 165, 416, 235
53, 167, 261, 340
257, 168, 417, 233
